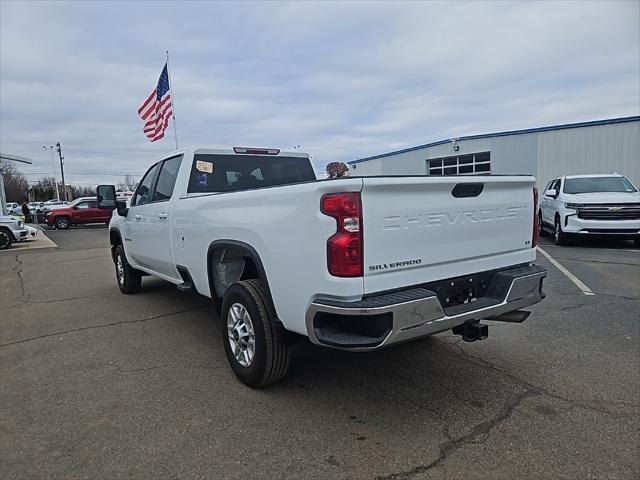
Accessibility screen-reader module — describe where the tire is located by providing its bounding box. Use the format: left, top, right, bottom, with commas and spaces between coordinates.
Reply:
54, 216, 70, 230
538, 211, 546, 237
221, 279, 291, 387
114, 244, 142, 294
0, 228, 13, 250
554, 216, 568, 246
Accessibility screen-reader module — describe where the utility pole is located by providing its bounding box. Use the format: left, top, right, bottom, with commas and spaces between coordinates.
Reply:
56, 142, 67, 201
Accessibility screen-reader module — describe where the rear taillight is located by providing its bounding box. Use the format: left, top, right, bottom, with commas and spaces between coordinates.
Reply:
532, 186, 539, 248
321, 192, 363, 277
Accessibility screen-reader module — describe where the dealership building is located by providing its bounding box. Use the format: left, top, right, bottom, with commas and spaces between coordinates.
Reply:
348, 116, 640, 188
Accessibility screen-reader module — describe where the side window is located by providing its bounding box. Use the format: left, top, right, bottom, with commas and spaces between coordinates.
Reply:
132, 162, 161, 207
75, 201, 91, 209
153, 155, 183, 202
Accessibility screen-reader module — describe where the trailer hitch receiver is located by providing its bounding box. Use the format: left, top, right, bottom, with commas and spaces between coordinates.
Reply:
452, 321, 488, 342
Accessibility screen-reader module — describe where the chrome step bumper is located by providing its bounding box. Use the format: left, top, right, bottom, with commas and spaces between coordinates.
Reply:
306, 264, 546, 351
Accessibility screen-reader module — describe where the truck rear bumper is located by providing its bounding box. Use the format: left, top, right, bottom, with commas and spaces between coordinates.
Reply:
305, 264, 546, 351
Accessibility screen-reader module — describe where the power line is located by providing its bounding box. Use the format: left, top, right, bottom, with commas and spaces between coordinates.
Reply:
21, 172, 143, 176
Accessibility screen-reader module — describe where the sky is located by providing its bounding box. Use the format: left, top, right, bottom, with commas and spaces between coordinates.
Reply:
1, 0, 639, 186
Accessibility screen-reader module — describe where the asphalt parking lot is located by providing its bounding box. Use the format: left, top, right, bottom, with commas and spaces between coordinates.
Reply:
1, 227, 638, 479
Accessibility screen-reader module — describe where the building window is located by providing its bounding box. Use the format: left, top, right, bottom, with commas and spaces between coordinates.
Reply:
427, 152, 491, 175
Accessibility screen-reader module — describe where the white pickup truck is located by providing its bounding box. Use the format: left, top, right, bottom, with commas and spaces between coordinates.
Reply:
97, 147, 546, 387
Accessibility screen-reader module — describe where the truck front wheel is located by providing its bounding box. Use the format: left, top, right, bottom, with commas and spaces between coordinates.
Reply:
114, 244, 142, 294
221, 279, 291, 387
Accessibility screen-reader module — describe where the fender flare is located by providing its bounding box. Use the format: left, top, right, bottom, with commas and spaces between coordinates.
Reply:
207, 239, 278, 317
108, 228, 123, 262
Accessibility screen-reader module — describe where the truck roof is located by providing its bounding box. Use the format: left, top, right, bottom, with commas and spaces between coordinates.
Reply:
168, 147, 311, 159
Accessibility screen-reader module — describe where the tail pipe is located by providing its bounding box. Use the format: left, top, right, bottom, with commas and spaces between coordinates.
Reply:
488, 310, 531, 323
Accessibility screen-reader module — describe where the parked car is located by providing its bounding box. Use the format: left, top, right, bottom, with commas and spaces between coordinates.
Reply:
28, 202, 46, 214
539, 174, 640, 246
0, 215, 28, 249
43, 200, 69, 211
45, 197, 112, 229
116, 191, 133, 202
45, 202, 72, 213
96, 147, 546, 387
22, 225, 38, 240
5, 202, 20, 215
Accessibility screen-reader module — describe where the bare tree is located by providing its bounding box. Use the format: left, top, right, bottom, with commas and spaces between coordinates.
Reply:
71, 185, 95, 198
117, 174, 138, 192
31, 177, 58, 201
0, 159, 29, 202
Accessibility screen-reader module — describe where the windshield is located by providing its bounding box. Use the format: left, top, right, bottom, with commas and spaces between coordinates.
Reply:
563, 176, 637, 194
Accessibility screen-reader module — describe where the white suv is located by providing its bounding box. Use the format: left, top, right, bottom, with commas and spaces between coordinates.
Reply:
539, 174, 640, 246
6, 202, 20, 215
0, 216, 28, 249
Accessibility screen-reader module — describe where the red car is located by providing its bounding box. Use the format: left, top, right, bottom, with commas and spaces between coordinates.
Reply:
46, 197, 112, 229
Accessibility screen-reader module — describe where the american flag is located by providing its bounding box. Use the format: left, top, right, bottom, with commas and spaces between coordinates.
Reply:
137, 63, 173, 142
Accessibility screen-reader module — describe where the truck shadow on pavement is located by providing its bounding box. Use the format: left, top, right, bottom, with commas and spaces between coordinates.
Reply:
136, 276, 532, 444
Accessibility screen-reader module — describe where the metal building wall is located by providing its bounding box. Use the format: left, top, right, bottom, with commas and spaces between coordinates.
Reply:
350, 158, 383, 175
350, 119, 640, 189
535, 121, 639, 187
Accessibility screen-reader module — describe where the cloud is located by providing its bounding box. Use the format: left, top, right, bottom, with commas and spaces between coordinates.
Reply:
1, 0, 638, 186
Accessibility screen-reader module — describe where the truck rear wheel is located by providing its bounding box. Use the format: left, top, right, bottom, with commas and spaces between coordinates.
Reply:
114, 244, 142, 294
221, 279, 290, 387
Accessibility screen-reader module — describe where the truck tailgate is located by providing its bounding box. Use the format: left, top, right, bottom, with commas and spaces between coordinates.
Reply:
361, 176, 536, 294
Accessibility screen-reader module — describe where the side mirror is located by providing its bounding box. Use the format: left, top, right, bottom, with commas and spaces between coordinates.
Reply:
97, 184, 129, 217
544, 189, 558, 198
97, 185, 117, 210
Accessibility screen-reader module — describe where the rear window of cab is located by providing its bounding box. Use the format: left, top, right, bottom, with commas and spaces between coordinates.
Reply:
187, 154, 316, 193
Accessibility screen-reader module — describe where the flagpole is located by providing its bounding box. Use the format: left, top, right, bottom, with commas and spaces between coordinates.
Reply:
165, 50, 179, 150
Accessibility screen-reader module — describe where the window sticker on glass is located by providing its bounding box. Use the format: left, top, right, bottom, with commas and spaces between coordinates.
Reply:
197, 173, 208, 186
196, 160, 213, 174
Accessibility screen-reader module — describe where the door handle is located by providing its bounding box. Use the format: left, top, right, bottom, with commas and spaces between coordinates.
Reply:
135, 213, 142, 221
158, 213, 168, 219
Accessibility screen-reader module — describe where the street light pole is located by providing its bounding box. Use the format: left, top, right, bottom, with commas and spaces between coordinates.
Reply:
42, 145, 60, 201
56, 142, 67, 201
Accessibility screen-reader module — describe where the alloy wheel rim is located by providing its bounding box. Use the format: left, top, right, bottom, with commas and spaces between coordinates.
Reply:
116, 255, 125, 285
0, 232, 8, 248
226, 302, 256, 367
58, 218, 68, 228
555, 223, 560, 242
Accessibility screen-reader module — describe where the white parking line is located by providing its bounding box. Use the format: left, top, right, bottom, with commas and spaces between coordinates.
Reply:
537, 246, 595, 296
540, 244, 639, 253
